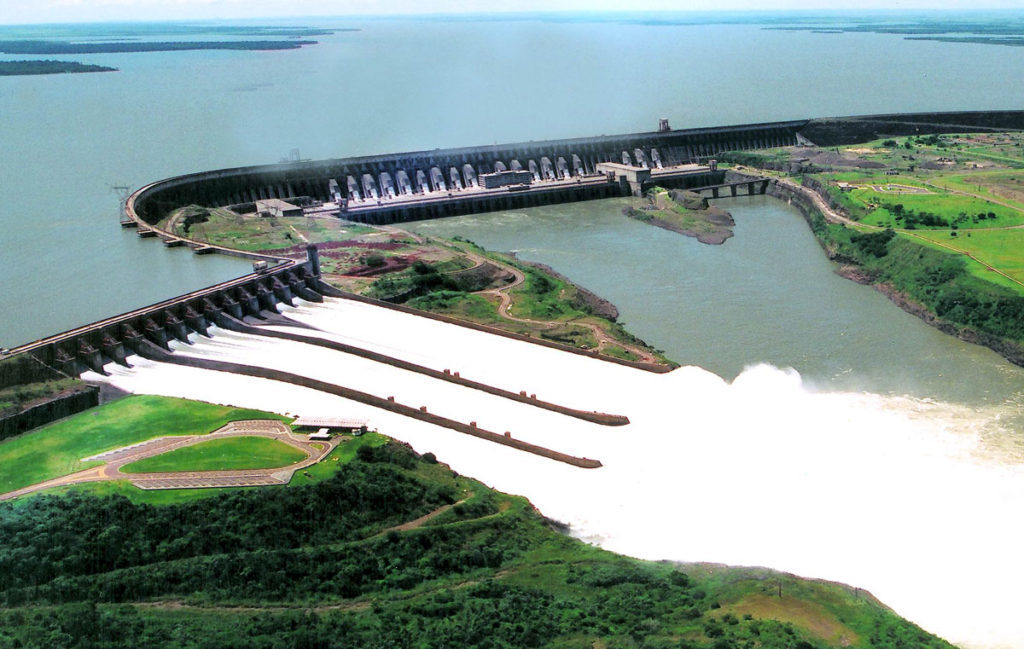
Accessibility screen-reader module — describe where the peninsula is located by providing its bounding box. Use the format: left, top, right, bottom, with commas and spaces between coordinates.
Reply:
0, 60, 117, 76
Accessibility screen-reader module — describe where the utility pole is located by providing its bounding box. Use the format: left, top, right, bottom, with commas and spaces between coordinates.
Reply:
111, 185, 132, 226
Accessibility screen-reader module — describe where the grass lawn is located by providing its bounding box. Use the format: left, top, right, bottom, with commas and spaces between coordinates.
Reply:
0, 395, 288, 494
121, 436, 307, 474
166, 207, 374, 252
908, 229, 1024, 293
937, 171, 1024, 211
843, 185, 1024, 228
22, 433, 389, 505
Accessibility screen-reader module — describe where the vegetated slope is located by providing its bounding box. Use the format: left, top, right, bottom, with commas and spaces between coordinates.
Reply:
0, 440, 952, 649
724, 132, 1024, 364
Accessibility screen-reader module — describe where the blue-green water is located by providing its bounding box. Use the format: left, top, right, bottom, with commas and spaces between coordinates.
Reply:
3, 15, 1024, 401
409, 197, 1024, 415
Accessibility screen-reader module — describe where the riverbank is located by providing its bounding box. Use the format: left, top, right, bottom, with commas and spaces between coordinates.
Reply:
165, 205, 672, 367
752, 167, 1024, 368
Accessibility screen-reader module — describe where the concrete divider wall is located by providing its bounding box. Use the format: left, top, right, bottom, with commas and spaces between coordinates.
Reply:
0, 387, 99, 441
215, 315, 630, 426
139, 345, 603, 469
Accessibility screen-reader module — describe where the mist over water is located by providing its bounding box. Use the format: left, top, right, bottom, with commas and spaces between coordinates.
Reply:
86, 297, 1024, 648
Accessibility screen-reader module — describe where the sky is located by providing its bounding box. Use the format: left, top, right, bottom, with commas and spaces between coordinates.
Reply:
3, 0, 1024, 25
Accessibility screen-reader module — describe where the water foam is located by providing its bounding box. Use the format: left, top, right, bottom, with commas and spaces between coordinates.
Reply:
85, 298, 1024, 648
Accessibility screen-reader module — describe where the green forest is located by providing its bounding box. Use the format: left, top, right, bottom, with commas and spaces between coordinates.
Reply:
0, 433, 953, 649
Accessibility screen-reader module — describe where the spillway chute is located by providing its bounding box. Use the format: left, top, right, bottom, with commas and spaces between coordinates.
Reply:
361, 173, 379, 200
634, 148, 649, 168
572, 154, 585, 176
430, 166, 446, 192
651, 148, 664, 169
449, 166, 464, 190
379, 172, 397, 199
416, 169, 430, 194
556, 156, 570, 179
395, 170, 413, 196
346, 175, 362, 202
462, 163, 478, 188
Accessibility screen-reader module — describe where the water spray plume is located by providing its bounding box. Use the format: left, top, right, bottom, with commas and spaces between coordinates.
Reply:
86, 297, 1024, 648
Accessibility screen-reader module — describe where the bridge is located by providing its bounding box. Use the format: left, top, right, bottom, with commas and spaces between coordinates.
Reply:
690, 178, 772, 199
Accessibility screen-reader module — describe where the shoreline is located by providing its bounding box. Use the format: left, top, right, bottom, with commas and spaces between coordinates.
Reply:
644, 212, 734, 245
765, 175, 1024, 369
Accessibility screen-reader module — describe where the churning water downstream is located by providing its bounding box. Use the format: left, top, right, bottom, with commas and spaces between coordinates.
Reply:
84, 185, 1024, 649
7, 14, 1024, 648
86, 292, 1024, 649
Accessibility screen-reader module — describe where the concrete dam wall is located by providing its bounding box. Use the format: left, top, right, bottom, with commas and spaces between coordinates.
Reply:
15, 110, 1024, 379
130, 119, 808, 226
129, 110, 1024, 228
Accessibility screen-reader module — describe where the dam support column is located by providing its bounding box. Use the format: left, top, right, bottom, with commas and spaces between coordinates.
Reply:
164, 312, 190, 343
289, 273, 322, 302
143, 318, 170, 351
256, 285, 279, 314
50, 348, 77, 377
120, 324, 145, 356
237, 288, 261, 318
272, 278, 295, 307
306, 244, 321, 277
101, 334, 129, 367
184, 306, 209, 337
77, 340, 105, 374
220, 294, 244, 320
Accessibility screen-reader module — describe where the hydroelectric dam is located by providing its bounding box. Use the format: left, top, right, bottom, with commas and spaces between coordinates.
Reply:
6, 109, 1024, 460
13, 109, 1024, 371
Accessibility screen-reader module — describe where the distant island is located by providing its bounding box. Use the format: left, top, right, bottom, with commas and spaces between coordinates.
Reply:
0, 60, 117, 76
0, 40, 318, 54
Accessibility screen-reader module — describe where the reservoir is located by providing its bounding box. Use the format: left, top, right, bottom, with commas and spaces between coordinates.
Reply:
4, 16, 1024, 346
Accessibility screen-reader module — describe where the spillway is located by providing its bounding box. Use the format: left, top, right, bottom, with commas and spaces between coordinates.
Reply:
85, 296, 1024, 649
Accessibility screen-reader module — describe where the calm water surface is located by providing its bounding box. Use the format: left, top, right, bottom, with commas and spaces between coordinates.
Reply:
410, 197, 1024, 419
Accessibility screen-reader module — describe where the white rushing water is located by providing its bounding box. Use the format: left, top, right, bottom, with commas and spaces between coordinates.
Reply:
85, 297, 1024, 649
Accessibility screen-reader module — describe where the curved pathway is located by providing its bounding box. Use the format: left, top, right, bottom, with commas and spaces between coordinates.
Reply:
456, 245, 660, 363
0, 420, 339, 501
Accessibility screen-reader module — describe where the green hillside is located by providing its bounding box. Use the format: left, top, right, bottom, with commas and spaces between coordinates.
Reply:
0, 399, 953, 649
